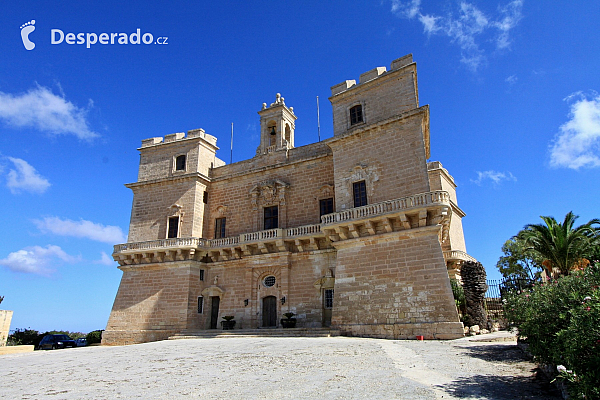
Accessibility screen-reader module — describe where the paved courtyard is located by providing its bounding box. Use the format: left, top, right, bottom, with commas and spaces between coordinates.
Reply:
1, 333, 560, 399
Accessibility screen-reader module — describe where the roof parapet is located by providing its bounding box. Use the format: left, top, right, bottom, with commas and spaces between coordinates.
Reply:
140, 128, 217, 148
329, 54, 414, 97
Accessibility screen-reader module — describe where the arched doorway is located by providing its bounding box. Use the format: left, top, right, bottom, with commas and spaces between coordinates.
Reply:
262, 296, 277, 327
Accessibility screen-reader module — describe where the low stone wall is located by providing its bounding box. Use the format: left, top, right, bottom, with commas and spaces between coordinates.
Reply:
0, 310, 13, 346
0, 345, 34, 355
101, 329, 180, 346
336, 321, 465, 340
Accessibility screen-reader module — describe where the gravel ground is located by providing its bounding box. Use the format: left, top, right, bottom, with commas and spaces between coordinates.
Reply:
1, 333, 561, 400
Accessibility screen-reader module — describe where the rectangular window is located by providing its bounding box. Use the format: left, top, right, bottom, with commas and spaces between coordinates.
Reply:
175, 155, 186, 171
324, 289, 334, 309
350, 105, 363, 125
319, 198, 334, 217
203, 191, 208, 204
199, 269, 205, 281
197, 296, 204, 313
264, 206, 278, 230
167, 216, 179, 238
215, 217, 226, 239
353, 181, 367, 207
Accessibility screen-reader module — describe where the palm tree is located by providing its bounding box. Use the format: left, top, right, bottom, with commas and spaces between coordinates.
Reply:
518, 211, 600, 276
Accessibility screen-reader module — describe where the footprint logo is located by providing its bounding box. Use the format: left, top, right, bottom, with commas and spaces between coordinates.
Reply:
20, 20, 36, 50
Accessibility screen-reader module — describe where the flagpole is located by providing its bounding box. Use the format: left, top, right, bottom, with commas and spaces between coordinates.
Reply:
316, 96, 321, 142
230, 122, 234, 164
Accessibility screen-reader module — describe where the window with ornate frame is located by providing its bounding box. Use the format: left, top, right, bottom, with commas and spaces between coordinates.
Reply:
353, 181, 367, 207
167, 216, 179, 238
324, 289, 334, 309
264, 205, 278, 230
320, 198, 334, 217
215, 217, 226, 239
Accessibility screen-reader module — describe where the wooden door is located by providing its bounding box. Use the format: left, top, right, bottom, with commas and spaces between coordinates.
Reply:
210, 296, 220, 329
262, 296, 277, 327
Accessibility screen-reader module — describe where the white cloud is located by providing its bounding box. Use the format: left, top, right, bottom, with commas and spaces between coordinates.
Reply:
505, 75, 518, 85
550, 92, 600, 169
33, 217, 127, 244
0, 245, 78, 276
471, 170, 517, 186
391, 0, 523, 71
0, 84, 97, 139
5, 157, 51, 194
95, 251, 115, 266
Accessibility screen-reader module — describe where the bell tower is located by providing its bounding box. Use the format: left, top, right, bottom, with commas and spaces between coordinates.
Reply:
256, 93, 297, 156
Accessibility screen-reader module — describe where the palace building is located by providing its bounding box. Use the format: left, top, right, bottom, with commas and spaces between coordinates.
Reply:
103, 54, 475, 345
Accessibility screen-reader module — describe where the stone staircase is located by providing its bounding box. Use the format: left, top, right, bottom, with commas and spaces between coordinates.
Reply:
169, 328, 341, 340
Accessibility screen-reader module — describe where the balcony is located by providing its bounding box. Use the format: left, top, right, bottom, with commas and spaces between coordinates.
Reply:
321, 191, 451, 242
112, 191, 453, 266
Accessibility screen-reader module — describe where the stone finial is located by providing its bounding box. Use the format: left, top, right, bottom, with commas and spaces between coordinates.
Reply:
262, 103, 267, 110
271, 93, 285, 107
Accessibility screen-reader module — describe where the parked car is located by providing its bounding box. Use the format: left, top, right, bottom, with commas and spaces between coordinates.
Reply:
38, 334, 77, 350
75, 338, 87, 347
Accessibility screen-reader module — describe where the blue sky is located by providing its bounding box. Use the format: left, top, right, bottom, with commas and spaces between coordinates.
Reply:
2, 1, 599, 333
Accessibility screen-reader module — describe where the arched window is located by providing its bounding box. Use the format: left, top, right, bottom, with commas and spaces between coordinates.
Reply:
350, 105, 363, 126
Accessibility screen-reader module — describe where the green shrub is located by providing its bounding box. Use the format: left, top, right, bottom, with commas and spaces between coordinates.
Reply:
7, 328, 44, 346
504, 264, 600, 398
86, 330, 103, 344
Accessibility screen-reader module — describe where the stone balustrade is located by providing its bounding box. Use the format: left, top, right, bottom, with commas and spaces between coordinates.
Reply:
443, 250, 477, 263
113, 237, 208, 254
241, 228, 281, 242
113, 191, 452, 265
321, 191, 450, 225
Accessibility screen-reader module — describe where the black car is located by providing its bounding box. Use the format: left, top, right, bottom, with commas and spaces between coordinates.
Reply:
38, 334, 77, 350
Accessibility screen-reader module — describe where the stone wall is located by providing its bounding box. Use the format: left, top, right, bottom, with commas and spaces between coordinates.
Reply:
102, 262, 199, 345
331, 228, 463, 340
127, 179, 207, 242
0, 310, 12, 346
330, 56, 418, 137
205, 152, 334, 238
326, 109, 431, 212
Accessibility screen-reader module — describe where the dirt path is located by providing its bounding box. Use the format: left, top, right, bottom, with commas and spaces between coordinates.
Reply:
1, 333, 560, 399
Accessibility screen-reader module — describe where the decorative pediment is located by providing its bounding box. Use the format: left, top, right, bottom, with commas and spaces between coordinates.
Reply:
320, 184, 334, 199
201, 286, 225, 298
167, 204, 183, 217
216, 205, 228, 217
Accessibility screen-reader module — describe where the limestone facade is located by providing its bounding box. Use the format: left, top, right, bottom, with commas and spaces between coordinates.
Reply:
103, 54, 474, 345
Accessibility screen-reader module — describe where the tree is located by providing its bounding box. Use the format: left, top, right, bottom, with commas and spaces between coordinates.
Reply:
518, 211, 600, 276
496, 236, 544, 281
461, 261, 488, 328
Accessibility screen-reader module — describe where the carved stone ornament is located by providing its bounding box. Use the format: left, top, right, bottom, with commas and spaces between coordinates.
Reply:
167, 204, 183, 217
249, 179, 290, 206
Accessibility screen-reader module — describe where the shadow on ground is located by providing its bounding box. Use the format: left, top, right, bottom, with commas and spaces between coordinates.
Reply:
437, 372, 562, 399
461, 344, 529, 363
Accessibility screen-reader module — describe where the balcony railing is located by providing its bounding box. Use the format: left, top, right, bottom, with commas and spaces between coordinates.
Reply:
321, 190, 450, 225
113, 237, 208, 254
241, 228, 281, 242
443, 250, 477, 263
286, 224, 321, 237
113, 191, 450, 259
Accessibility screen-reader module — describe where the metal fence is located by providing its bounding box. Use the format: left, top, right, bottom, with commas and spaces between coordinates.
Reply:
484, 278, 533, 320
